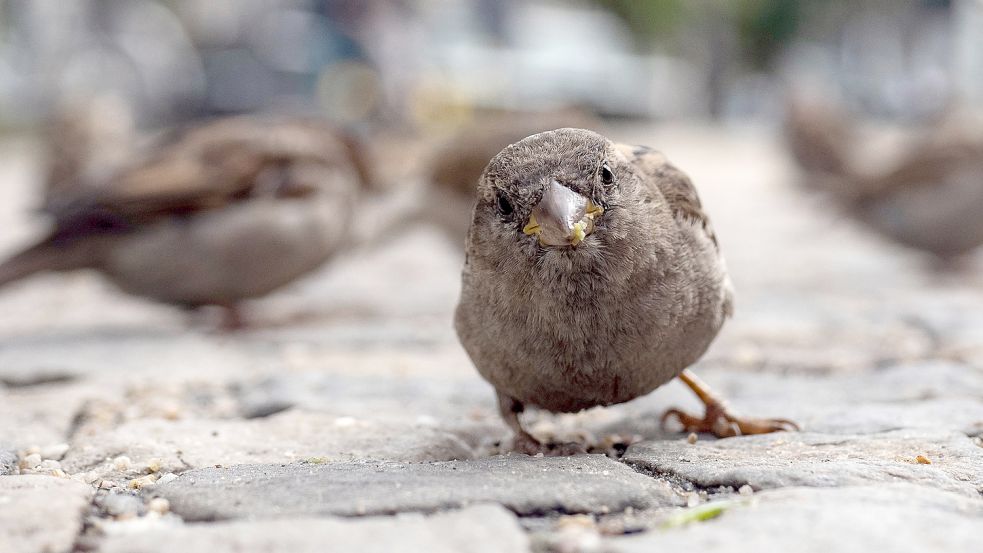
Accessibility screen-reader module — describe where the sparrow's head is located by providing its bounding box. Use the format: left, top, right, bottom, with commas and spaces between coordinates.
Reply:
470, 128, 649, 266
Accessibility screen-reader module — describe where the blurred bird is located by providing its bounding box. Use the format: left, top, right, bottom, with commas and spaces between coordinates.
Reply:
786, 96, 983, 261
455, 128, 797, 454
0, 116, 369, 328
43, 94, 139, 210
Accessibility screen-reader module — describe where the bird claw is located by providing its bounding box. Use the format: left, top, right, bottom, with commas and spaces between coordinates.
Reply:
660, 404, 799, 438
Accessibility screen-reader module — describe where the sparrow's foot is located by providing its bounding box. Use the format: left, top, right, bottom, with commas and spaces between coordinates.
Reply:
218, 303, 247, 332
661, 405, 798, 437
662, 369, 799, 438
497, 392, 587, 456
512, 432, 587, 456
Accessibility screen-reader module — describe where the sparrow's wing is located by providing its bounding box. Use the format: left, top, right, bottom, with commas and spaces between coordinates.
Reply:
617, 144, 718, 247
47, 117, 361, 239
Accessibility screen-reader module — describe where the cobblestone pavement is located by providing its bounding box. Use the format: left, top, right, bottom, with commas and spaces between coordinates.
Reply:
1, 124, 982, 553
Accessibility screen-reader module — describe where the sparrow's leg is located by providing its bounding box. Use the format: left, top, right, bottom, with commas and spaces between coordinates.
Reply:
661, 369, 799, 437
218, 302, 247, 331
497, 392, 586, 456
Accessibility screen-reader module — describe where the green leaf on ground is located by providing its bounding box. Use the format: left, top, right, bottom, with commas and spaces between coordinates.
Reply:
660, 499, 746, 529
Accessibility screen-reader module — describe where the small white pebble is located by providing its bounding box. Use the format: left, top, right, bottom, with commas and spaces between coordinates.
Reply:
686, 493, 701, 507
38, 459, 62, 471
40, 443, 70, 460
154, 473, 178, 487
20, 453, 42, 470
49, 469, 68, 479
99, 480, 116, 490
113, 456, 132, 471
146, 459, 162, 473
738, 484, 754, 496
599, 505, 610, 514
687, 433, 698, 444
147, 497, 170, 515
333, 417, 356, 427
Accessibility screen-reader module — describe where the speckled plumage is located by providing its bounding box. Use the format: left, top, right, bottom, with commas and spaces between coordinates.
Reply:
455, 129, 733, 431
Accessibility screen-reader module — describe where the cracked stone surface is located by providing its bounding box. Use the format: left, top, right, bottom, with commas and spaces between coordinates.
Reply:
98, 504, 530, 553
606, 485, 983, 553
156, 455, 680, 520
2, 126, 983, 551
0, 475, 93, 553
0, 382, 98, 447
61, 410, 479, 484
623, 430, 983, 497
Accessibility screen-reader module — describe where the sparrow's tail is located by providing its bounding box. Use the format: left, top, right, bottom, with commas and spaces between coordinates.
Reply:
0, 235, 97, 289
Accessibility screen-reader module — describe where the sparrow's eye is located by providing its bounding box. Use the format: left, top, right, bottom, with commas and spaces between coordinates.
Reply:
600, 164, 614, 185
497, 193, 514, 216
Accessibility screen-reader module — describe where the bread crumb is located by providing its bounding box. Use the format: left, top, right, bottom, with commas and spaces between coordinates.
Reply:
113, 456, 132, 471
147, 497, 170, 515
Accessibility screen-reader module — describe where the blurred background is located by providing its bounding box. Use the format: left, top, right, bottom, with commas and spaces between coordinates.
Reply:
1, 0, 981, 130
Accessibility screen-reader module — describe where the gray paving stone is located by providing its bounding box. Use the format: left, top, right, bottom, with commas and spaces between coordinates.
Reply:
623, 430, 983, 497
0, 475, 93, 553
231, 370, 495, 422
97, 504, 529, 553
691, 361, 983, 436
704, 296, 943, 372
585, 362, 983, 443
0, 331, 254, 382
0, 449, 17, 475
156, 455, 681, 521
606, 485, 983, 553
0, 382, 96, 448
61, 410, 477, 482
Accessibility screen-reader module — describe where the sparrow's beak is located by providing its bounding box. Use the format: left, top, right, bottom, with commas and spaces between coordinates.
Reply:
522, 181, 604, 247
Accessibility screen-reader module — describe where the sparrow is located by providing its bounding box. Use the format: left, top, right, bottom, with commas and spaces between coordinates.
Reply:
785, 97, 983, 261
0, 115, 369, 328
454, 128, 797, 454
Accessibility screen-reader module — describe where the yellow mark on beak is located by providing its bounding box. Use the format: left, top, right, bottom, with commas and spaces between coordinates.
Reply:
570, 221, 587, 245
522, 214, 541, 236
